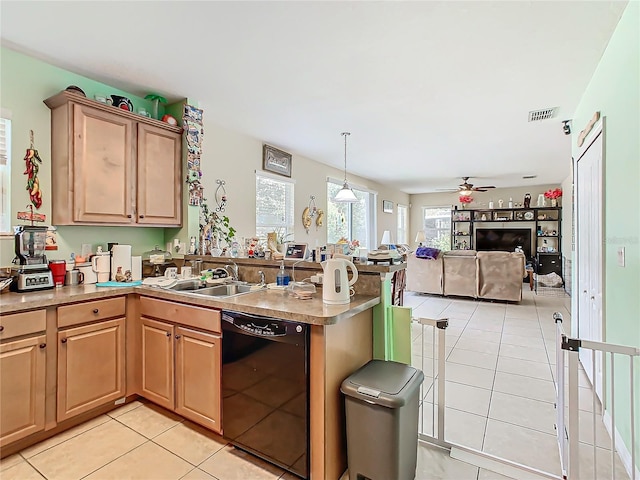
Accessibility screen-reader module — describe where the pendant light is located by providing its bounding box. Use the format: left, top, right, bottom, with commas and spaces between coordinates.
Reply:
333, 132, 358, 203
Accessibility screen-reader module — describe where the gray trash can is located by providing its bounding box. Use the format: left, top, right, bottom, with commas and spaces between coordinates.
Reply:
340, 359, 424, 480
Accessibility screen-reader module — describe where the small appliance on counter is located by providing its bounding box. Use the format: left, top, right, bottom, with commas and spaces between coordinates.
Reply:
320, 258, 358, 305
142, 245, 176, 277
11, 225, 54, 292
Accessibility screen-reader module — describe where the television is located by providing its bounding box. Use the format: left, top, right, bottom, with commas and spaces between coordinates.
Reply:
475, 228, 532, 260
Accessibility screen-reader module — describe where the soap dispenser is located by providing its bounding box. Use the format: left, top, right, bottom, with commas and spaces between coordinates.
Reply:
276, 261, 290, 286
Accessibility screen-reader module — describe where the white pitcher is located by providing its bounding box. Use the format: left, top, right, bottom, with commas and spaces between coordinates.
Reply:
321, 258, 358, 305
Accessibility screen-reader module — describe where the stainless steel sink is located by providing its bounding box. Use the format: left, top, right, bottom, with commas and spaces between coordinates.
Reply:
190, 284, 256, 297
165, 280, 264, 298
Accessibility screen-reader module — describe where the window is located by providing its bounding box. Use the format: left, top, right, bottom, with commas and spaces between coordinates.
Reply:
326, 179, 376, 248
0, 116, 11, 235
255, 173, 294, 241
422, 206, 451, 251
397, 204, 408, 244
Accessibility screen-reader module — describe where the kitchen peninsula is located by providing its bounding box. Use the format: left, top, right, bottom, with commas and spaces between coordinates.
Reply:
0, 259, 402, 479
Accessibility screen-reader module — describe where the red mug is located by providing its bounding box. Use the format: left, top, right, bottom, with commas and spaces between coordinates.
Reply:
49, 260, 66, 287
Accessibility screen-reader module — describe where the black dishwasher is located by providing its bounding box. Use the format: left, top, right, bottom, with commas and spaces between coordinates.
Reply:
221, 310, 309, 479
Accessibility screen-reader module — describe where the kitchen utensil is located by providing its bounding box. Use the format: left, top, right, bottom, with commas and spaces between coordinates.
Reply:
48, 260, 66, 287
65, 269, 84, 286
320, 258, 358, 305
92, 253, 110, 283
77, 263, 97, 284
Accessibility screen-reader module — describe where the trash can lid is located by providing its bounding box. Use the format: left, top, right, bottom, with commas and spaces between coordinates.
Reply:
340, 360, 424, 408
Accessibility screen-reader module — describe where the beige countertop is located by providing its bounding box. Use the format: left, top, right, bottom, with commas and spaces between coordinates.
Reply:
0, 284, 379, 326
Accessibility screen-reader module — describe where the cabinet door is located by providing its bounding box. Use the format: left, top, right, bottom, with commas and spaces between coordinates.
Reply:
141, 318, 174, 410
0, 335, 46, 447
73, 104, 135, 223
57, 318, 125, 422
175, 327, 221, 433
137, 123, 182, 226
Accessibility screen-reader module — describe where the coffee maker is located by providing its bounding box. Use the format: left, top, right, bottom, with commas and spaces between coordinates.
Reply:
11, 225, 54, 292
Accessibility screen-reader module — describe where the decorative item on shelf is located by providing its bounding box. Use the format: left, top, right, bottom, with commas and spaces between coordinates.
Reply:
481, 214, 487, 221
537, 193, 546, 207
544, 188, 562, 207
183, 104, 204, 206
24, 130, 43, 209
145, 93, 167, 120
302, 195, 324, 233
524, 193, 531, 208
333, 132, 358, 203
508, 197, 513, 208
65, 85, 86, 97
108, 95, 133, 112
488, 199, 494, 209
214, 179, 227, 212
498, 199, 504, 208
161, 114, 178, 126
459, 195, 473, 209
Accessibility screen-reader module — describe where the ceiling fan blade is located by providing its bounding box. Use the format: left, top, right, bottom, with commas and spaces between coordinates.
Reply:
475, 185, 495, 189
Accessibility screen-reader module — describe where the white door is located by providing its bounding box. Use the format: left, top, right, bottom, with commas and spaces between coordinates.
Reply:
575, 125, 604, 400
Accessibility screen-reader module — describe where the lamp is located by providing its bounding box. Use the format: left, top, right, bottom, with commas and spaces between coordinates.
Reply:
415, 231, 426, 246
380, 230, 393, 249
333, 132, 358, 203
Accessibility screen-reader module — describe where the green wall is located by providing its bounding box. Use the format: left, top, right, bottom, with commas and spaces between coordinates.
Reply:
0, 47, 172, 265
572, 1, 640, 467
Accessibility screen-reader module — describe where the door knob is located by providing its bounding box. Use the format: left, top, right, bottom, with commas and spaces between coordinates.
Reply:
61, 338, 67, 344
39, 343, 46, 349
166, 332, 171, 337
175, 335, 181, 339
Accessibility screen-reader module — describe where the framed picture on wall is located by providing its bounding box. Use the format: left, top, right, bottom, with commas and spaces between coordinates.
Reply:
263, 144, 292, 177
383, 200, 393, 214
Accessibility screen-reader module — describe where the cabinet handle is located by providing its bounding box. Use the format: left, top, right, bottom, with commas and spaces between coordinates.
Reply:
127, 214, 132, 218
0, 325, 4, 332
175, 334, 181, 339
139, 215, 145, 219
39, 343, 46, 349
61, 338, 67, 344
166, 332, 171, 337
93, 308, 99, 314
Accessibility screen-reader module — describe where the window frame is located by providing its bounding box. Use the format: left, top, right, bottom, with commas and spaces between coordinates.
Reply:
397, 204, 408, 244
421, 206, 452, 251
255, 171, 295, 241
326, 177, 377, 249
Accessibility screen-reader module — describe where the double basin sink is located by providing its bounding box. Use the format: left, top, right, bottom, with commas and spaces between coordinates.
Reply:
166, 279, 264, 298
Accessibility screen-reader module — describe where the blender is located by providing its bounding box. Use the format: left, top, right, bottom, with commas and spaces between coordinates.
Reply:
11, 225, 54, 292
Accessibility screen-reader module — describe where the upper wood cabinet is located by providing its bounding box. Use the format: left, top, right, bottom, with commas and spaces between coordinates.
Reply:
44, 91, 182, 227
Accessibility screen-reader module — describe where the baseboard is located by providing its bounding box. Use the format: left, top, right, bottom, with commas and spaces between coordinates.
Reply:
602, 410, 640, 480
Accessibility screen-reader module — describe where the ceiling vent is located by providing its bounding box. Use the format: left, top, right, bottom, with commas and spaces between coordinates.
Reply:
528, 107, 558, 122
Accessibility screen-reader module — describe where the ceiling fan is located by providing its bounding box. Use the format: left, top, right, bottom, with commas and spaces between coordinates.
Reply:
440, 177, 496, 195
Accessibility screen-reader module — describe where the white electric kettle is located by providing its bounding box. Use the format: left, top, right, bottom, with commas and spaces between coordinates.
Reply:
321, 258, 358, 305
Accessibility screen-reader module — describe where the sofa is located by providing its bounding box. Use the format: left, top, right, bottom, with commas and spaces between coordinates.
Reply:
406, 250, 526, 302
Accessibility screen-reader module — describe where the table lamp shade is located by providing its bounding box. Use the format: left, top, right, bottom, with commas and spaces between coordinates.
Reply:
381, 230, 392, 245
415, 231, 426, 244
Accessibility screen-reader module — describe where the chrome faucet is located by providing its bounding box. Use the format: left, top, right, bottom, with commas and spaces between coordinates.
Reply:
225, 261, 239, 281
258, 270, 266, 286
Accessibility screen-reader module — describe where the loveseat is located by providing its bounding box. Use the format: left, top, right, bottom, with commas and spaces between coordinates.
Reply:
406, 250, 526, 302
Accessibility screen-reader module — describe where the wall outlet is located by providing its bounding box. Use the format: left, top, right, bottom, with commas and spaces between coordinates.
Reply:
617, 247, 625, 267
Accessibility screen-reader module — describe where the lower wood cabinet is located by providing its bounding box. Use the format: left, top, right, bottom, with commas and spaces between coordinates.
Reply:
140, 314, 221, 433
0, 334, 47, 447
175, 326, 221, 432
57, 318, 125, 422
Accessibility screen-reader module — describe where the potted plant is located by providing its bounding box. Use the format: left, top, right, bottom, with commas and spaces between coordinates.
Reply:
199, 200, 236, 255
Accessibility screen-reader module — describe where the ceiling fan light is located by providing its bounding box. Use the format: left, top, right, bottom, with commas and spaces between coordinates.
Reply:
459, 189, 472, 196
334, 182, 358, 203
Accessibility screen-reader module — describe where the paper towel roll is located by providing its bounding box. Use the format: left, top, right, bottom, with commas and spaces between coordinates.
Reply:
111, 245, 132, 281
131, 256, 142, 281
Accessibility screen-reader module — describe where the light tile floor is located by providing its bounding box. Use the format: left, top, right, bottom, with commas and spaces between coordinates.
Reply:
0, 286, 631, 480
408, 285, 630, 479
